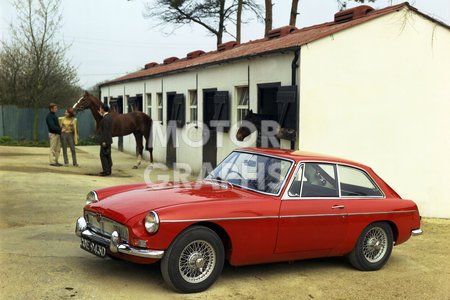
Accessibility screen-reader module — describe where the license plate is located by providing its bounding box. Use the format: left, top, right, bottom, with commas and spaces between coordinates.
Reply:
80, 237, 107, 258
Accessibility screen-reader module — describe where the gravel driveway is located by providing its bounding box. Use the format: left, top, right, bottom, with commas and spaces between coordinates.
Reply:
0, 145, 449, 299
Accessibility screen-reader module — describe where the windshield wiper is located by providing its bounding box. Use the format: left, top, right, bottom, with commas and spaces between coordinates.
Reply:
207, 176, 233, 188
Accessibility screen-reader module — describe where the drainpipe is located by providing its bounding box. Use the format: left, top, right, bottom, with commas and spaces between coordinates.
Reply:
291, 48, 300, 150
291, 48, 300, 86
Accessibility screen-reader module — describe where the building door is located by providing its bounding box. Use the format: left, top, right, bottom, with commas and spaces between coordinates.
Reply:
128, 95, 143, 112
166, 93, 176, 168
202, 89, 217, 170
257, 83, 281, 148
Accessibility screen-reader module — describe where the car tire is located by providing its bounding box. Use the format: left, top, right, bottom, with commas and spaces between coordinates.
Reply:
348, 222, 393, 271
160, 226, 225, 293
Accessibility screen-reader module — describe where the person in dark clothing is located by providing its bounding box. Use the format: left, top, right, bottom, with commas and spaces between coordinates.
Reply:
46, 103, 65, 166
99, 104, 113, 176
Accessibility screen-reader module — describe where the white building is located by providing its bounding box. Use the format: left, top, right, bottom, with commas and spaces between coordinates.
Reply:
100, 3, 450, 218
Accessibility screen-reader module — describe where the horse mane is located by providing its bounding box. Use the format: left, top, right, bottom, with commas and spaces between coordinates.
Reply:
85, 91, 102, 108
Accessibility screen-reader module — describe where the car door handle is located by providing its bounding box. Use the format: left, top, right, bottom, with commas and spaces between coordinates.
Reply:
332, 205, 345, 209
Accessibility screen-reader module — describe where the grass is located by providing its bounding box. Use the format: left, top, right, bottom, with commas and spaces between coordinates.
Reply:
0, 136, 96, 147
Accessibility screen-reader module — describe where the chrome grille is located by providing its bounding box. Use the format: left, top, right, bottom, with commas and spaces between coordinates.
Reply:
85, 211, 129, 243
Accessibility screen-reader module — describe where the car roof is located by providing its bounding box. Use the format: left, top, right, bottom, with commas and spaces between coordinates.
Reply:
237, 148, 367, 168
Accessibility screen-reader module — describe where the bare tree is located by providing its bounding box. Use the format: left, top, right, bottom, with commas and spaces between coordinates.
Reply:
0, 0, 79, 140
337, 0, 377, 11
289, 0, 299, 26
236, 0, 243, 42
144, 0, 262, 45
264, 0, 272, 36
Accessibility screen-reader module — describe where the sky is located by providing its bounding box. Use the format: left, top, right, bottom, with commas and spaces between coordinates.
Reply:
1, 0, 449, 89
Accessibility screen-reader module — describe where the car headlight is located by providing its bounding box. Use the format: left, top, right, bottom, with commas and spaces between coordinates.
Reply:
144, 211, 160, 234
86, 190, 98, 205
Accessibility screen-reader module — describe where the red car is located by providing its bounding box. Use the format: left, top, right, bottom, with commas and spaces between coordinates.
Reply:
75, 148, 422, 293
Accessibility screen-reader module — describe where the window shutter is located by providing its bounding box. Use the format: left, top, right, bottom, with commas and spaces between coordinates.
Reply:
173, 93, 185, 128
212, 91, 230, 132
276, 86, 297, 140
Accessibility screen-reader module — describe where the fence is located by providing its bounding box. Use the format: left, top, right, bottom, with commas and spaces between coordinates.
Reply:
0, 105, 96, 141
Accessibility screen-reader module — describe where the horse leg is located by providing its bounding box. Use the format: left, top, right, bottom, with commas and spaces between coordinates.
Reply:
133, 132, 143, 169
144, 132, 153, 164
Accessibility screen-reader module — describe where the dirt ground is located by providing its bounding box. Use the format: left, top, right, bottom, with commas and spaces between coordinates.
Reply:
0, 145, 449, 300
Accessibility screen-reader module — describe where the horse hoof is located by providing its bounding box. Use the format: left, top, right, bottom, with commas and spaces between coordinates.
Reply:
132, 166, 138, 169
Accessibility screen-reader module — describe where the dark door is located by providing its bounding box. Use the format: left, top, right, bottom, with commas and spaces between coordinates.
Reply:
128, 95, 143, 112
166, 93, 176, 168
276, 85, 298, 145
257, 83, 281, 148
202, 89, 217, 170
109, 97, 123, 151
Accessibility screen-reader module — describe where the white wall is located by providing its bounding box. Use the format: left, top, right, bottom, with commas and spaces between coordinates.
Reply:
101, 52, 295, 173
299, 8, 450, 218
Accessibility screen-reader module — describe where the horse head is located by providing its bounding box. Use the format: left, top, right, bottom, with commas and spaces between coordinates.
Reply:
236, 109, 257, 141
73, 91, 96, 113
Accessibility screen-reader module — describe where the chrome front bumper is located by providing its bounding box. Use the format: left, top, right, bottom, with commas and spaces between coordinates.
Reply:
75, 216, 164, 259
411, 229, 423, 236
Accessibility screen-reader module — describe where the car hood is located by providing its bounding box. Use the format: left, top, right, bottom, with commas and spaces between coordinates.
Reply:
85, 181, 242, 224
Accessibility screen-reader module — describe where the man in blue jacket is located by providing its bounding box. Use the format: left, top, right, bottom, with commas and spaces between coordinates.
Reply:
46, 103, 65, 166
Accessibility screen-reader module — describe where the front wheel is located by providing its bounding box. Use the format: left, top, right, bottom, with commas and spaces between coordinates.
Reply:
348, 222, 393, 271
161, 226, 225, 293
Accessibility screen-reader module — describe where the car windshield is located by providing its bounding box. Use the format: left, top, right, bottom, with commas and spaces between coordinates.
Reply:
206, 151, 293, 195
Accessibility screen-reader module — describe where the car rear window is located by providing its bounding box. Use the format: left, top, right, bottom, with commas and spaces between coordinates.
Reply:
338, 165, 383, 197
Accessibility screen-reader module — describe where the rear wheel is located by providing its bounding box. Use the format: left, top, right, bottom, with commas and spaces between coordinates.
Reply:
161, 226, 224, 293
348, 222, 393, 271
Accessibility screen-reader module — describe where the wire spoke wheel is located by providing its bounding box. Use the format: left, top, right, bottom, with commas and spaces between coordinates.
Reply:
362, 227, 388, 263
348, 222, 393, 271
161, 226, 225, 292
179, 240, 216, 283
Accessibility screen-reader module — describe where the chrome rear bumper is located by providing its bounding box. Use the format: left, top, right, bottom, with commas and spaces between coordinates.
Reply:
75, 216, 164, 259
411, 229, 423, 236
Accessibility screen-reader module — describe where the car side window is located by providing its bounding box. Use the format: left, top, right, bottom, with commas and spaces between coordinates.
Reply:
288, 164, 303, 197
338, 165, 383, 197
301, 163, 339, 197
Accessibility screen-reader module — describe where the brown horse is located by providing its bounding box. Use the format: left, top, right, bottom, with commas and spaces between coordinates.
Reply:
73, 91, 153, 168
236, 110, 278, 141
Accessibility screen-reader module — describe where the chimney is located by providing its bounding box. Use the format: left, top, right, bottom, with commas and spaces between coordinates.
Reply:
187, 50, 205, 60
163, 57, 179, 65
144, 62, 158, 69
217, 41, 239, 52
267, 26, 297, 40
334, 5, 374, 23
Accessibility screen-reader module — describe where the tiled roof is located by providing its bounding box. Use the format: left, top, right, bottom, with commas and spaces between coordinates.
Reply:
101, 2, 448, 86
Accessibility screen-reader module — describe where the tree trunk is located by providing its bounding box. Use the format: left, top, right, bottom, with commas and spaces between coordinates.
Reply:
236, 0, 243, 43
264, 0, 272, 37
289, 0, 299, 26
217, 0, 225, 45
33, 95, 39, 141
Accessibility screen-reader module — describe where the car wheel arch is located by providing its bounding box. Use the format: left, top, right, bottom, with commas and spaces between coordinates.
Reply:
184, 222, 232, 260
383, 220, 399, 243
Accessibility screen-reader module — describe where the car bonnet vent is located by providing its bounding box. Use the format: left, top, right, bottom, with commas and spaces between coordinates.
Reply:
267, 26, 297, 40
163, 57, 179, 65
187, 50, 205, 59
334, 5, 374, 23
217, 41, 239, 52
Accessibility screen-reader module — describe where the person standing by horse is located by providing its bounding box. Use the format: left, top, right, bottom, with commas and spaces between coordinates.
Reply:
99, 104, 113, 176
46, 103, 65, 167
58, 108, 79, 167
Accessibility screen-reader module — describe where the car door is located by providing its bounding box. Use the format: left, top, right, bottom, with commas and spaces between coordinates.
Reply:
275, 162, 348, 254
